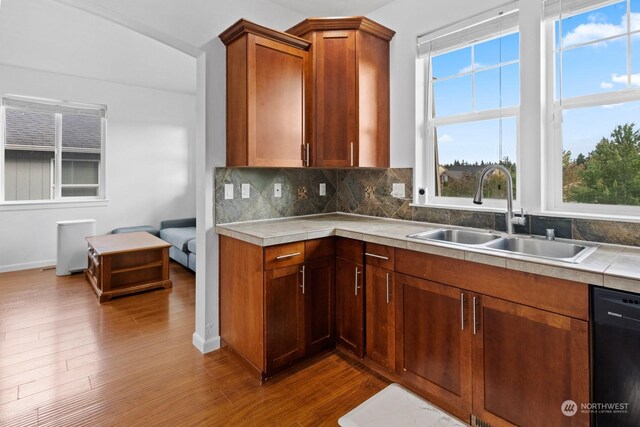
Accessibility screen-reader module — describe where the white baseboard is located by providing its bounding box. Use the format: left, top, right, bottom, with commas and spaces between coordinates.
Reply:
192, 332, 220, 354
0, 259, 56, 273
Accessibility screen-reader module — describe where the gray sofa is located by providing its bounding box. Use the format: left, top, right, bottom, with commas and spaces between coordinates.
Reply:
159, 218, 196, 271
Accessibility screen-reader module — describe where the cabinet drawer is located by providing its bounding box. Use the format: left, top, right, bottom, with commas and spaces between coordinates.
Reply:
264, 242, 305, 270
336, 237, 363, 264
364, 242, 394, 270
305, 238, 335, 261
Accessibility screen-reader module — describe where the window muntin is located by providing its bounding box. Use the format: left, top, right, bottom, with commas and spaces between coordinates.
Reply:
2, 96, 106, 203
428, 31, 520, 203
552, 0, 640, 209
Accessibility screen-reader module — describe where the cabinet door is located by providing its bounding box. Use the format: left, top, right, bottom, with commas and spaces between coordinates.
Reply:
365, 265, 394, 370
472, 295, 589, 427
265, 264, 305, 373
304, 258, 335, 355
315, 30, 357, 167
247, 35, 308, 167
335, 257, 364, 356
395, 273, 472, 419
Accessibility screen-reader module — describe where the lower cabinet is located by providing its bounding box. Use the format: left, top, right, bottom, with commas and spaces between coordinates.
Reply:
364, 242, 396, 371
222, 235, 590, 426
395, 273, 472, 417
220, 236, 335, 379
265, 264, 305, 373
394, 261, 590, 427
304, 257, 335, 355
335, 238, 364, 357
473, 294, 589, 427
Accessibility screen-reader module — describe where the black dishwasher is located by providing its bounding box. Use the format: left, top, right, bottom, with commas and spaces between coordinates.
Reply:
592, 287, 640, 427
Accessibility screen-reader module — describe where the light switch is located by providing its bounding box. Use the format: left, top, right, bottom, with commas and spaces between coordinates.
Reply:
319, 183, 326, 196
242, 183, 250, 199
224, 183, 234, 200
274, 183, 282, 198
392, 183, 405, 198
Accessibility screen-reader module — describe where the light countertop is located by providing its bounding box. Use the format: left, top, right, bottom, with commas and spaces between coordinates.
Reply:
215, 213, 640, 293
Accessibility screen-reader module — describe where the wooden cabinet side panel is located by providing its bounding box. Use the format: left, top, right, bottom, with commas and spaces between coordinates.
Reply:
395, 249, 589, 320
220, 236, 265, 371
226, 36, 248, 166
472, 295, 589, 427
356, 31, 390, 167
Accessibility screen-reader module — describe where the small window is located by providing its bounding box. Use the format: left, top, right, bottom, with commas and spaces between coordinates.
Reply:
1, 96, 106, 202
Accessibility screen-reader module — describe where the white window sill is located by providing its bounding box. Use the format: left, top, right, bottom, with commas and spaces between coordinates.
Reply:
0, 199, 109, 212
538, 209, 640, 224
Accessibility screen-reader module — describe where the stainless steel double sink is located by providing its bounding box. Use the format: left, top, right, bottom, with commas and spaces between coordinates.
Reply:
407, 228, 599, 263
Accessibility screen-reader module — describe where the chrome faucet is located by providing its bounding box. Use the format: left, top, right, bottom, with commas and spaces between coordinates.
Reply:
472, 164, 526, 235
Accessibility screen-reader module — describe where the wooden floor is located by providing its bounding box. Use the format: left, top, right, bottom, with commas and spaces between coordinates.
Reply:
0, 262, 389, 426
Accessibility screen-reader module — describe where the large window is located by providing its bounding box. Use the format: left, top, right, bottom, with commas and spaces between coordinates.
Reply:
417, 5, 520, 207
547, 0, 640, 213
1, 96, 106, 202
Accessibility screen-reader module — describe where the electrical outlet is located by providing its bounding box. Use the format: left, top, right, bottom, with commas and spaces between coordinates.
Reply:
241, 183, 250, 199
224, 183, 234, 200
392, 183, 405, 198
319, 183, 326, 196
274, 183, 282, 198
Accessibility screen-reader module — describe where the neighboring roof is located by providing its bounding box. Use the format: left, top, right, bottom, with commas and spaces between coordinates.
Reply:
440, 164, 485, 181
5, 109, 101, 150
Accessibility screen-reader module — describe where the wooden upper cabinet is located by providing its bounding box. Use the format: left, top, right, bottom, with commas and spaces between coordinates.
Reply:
219, 19, 311, 167
288, 17, 395, 167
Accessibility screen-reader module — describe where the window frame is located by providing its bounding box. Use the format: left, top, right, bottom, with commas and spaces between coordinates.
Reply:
416, 24, 522, 209
0, 95, 107, 205
544, 0, 640, 216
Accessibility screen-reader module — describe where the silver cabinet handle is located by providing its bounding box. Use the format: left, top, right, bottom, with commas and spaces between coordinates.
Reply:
300, 265, 305, 294
473, 296, 478, 335
305, 143, 310, 167
460, 293, 465, 331
386, 272, 390, 304
275, 252, 301, 260
365, 252, 389, 261
354, 267, 361, 295
350, 142, 354, 167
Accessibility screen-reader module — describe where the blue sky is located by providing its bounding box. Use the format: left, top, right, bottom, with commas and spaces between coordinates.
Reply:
432, 0, 640, 165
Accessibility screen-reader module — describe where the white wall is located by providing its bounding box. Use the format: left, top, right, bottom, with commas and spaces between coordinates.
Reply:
194, 2, 304, 353
367, 0, 507, 167
0, 0, 196, 271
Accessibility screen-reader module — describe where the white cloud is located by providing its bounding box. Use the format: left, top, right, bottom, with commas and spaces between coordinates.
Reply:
611, 73, 640, 86
458, 63, 483, 74
602, 103, 623, 109
439, 134, 453, 142
562, 12, 640, 47
600, 81, 614, 89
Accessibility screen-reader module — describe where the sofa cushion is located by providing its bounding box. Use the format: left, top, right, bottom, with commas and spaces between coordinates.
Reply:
160, 227, 196, 252
187, 238, 196, 254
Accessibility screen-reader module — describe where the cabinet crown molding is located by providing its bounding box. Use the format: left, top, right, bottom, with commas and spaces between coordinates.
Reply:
219, 18, 311, 50
287, 16, 396, 41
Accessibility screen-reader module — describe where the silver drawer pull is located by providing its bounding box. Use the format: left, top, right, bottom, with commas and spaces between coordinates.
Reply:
365, 252, 389, 260
275, 252, 301, 260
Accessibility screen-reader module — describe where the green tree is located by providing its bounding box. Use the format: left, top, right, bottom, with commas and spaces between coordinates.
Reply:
568, 123, 640, 205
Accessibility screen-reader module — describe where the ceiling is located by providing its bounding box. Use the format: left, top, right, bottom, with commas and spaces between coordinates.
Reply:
267, 0, 398, 17
49, 0, 399, 56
